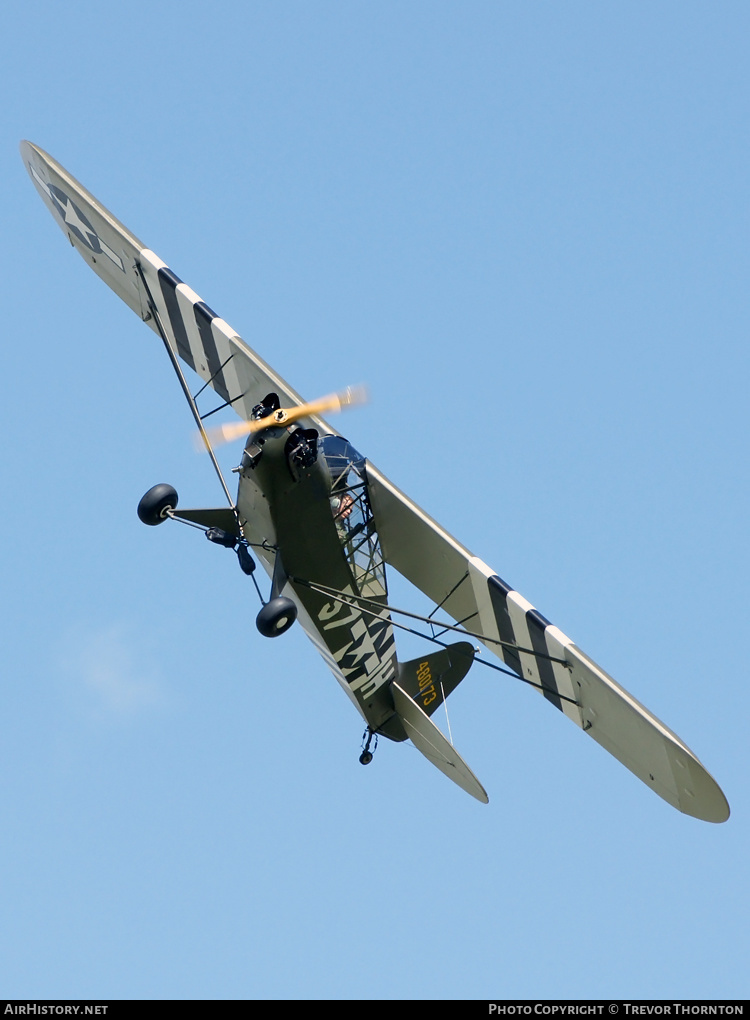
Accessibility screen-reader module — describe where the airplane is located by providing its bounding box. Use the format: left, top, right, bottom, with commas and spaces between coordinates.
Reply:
20, 140, 730, 821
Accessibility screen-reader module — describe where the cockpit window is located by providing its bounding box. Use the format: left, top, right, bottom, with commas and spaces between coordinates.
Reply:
319, 435, 387, 600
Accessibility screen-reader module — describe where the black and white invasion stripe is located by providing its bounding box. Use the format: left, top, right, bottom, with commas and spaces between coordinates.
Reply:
137, 248, 306, 426
471, 558, 581, 725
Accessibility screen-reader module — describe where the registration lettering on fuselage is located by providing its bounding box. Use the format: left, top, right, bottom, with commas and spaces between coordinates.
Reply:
318, 598, 395, 699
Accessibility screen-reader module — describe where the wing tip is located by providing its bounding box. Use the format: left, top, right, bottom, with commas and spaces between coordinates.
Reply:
672, 750, 730, 823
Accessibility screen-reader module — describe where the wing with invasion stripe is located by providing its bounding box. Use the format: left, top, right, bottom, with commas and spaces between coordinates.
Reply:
366, 463, 729, 823
20, 141, 334, 436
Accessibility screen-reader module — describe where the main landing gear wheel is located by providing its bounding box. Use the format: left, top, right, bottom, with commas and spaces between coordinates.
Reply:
256, 596, 297, 637
137, 484, 178, 526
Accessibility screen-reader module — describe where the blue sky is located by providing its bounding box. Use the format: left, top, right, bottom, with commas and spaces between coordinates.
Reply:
2, 1, 748, 1000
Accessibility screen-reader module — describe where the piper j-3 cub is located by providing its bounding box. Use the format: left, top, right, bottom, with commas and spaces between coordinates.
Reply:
21, 140, 729, 822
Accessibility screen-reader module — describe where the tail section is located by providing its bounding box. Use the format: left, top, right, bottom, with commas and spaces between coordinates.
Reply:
391, 641, 487, 803
391, 682, 488, 803
397, 640, 475, 716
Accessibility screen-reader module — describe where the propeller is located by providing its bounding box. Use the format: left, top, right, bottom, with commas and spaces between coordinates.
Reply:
198, 385, 368, 449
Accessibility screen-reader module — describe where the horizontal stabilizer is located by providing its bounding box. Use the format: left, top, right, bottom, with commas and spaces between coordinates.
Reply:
392, 682, 488, 803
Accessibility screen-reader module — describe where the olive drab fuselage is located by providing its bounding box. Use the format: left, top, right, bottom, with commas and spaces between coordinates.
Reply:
236, 426, 404, 739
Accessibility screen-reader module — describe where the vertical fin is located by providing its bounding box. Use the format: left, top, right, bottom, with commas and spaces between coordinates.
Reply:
397, 640, 475, 716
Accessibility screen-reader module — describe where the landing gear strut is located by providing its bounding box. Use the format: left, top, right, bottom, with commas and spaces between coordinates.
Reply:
136, 483, 257, 578
136, 482, 298, 638
359, 728, 377, 765
254, 551, 298, 638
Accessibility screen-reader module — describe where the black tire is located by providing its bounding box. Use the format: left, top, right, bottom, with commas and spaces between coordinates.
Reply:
359, 751, 373, 766
256, 596, 298, 637
137, 484, 178, 526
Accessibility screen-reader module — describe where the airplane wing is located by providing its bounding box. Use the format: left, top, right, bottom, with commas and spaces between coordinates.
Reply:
366, 463, 730, 823
20, 140, 335, 436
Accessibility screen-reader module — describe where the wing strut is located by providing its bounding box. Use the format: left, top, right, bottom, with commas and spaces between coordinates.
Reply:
290, 575, 580, 707
135, 261, 237, 512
